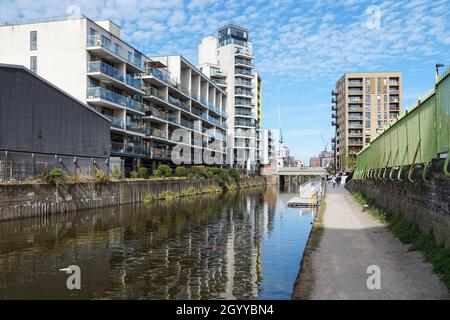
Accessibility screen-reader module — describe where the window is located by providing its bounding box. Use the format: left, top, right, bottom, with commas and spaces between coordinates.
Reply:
365, 121, 371, 128
30, 56, 37, 73
30, 31, 37, 50
365, 129, 371, 135
365, 138, 371, 144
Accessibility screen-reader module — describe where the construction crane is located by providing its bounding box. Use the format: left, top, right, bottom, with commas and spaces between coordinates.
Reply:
321, 134, 329, 152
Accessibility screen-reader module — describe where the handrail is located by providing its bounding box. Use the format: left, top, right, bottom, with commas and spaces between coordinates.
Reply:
444, 151, 450, 176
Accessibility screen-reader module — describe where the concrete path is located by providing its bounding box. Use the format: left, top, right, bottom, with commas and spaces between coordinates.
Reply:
308, 186, 449, 300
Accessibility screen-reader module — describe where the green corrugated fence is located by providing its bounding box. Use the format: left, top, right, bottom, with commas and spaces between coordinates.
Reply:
354, 66, 450, 181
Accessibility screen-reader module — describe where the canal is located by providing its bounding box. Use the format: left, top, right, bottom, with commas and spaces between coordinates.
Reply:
0, 185, 315, 300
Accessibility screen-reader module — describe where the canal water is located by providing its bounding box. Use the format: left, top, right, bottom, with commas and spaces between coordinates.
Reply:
0, 185, 315, 300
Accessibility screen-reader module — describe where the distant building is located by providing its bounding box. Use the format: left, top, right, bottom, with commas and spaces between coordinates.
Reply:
0, 64, 110, 180
309, 156, 320, 168
332, 72, 402, 172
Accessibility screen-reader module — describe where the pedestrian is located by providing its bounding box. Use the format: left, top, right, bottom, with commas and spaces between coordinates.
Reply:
336, 174, 342, 187
341, 173, 347, 186
332, 175, 336, 188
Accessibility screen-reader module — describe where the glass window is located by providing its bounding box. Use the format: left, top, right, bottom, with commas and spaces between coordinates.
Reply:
30, 31, 37, 50
30, 56, 37, 73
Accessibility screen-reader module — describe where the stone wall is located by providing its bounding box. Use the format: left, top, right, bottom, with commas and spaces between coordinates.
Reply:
346, 164, 450, 248
0, 177, 267, 222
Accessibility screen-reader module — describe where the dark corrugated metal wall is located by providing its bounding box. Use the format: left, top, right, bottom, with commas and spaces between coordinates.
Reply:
0, 66, 110, 158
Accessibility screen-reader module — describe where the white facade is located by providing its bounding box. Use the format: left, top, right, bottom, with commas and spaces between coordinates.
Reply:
260, 129, 275, 165
0, 15, 227, 173
199, 25, 260, 171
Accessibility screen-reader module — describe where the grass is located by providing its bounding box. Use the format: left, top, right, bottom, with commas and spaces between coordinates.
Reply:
352, 191, 450, 291
292, 191, 327, 300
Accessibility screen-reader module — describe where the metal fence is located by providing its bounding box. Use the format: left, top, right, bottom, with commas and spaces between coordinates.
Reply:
354, 67, 450, 181
0, 150, 109, 181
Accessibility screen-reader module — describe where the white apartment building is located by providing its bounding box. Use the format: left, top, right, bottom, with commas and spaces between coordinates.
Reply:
199, 25, 260, 172
260, 129, 275, 166
0, 15, 227, 174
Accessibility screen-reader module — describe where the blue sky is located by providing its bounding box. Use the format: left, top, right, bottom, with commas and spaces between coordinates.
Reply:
1, 0, 450, 163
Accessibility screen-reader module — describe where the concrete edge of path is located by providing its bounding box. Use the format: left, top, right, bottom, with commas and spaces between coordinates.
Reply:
292, 190, 327, 300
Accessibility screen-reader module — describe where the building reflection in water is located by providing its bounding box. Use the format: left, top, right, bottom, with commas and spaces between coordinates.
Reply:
0, 186, 314, 300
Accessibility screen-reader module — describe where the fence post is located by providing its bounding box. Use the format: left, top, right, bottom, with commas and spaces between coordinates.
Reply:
4, 151, 8, 181
32, 153, 35, 177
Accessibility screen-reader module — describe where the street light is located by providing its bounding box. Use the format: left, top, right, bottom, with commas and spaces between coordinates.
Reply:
436, 63, 445, 76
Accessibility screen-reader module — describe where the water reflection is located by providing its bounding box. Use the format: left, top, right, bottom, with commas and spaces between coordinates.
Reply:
0, 186, 314, 300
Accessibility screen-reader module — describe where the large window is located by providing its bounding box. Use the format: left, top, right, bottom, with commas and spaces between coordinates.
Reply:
30, 56, 37, 73
30, 31, 37, 50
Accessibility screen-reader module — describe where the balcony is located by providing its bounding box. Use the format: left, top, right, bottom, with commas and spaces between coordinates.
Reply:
211, 69, 227, 78
348, 90, 363, 95
331, 114, 336, 119
235, 119, 255, 127
389, 97, 400, 103
348, 122, 363, 129
168, 95, 190, 112
126, 120, 146, 135
87, 87, 144, 114
145, 128, 168, 140
236, 108, 255, 117
110, 142, 150, 157
208, 103, 227, 117
87, 61, 143, 93
348, 139, 363, 145
235, 47, 253, 57
235, 129, 255, 137
150, 147, 171, 160
167, 115, 179, 125
209, 116, 227, 129
103, 115, 125, 130
348, 106, 363, 112
348, 115, 363, 120
235, 79, 253, 88
125, 74, 142, 90
235, 98, 253, 107
235, 57, 254, 68
389, 80, 400, 85
235, 88, 254, 97
145, 67, 171, 84
235, 68, 255, 78
180, 118, 194, 130
145, 106, 168, 121
143, 87, 167, 101
212, 79, 227, 87
348, 80, 363, 86
87, 35, 144, 71
348, 98, 363, 103
331, 90, 338, 96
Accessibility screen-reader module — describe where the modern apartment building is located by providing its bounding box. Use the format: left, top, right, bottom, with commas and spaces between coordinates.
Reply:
199, 25, 261, 171
332, 72, 402, 172
0, 15, 227, 174
260, 129, 275, 166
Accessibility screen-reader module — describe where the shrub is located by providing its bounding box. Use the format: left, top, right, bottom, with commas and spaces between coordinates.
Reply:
159, 190, 179, 201
67, 174, 82, 184
39, 168, 67, 185
153, 169, 161, 177
229, 169, 240, 180
205, 168, 215, 179
92, 168, 110, 183
157, 164, 172, 177
191, 166, 206, 177
187, 173, 195, 180
111, 167, 122, 180
183, 187, 197, 197
137, 167, 148, 179
175, 166, 187, 177
143, 193, 155, 206
130, 171, 139, 179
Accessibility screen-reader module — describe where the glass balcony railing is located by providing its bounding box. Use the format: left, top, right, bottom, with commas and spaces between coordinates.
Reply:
235, 88, 254, 96
146, 67, 171, 84
235, 109, 255, 117
126, 121, 146, 134
235, 79, 253, 87
87, 35, 144, 70
191, 108, 205, 118
87, 61, 124, 82
235, 58, 254, 67
209, 116, 227, 129
235, 129, 255, 137
103, 115, 125, 130
150, 147, 171, 159
145, 128, 168, 139
143, 87, 166, 101
110, 142, 150, 157
235, 47, 253, 56
125, 74, 142, 90
235, 68, 254, 77
180, 118, 194, 129
87, 87, 144, 113
167, 115, 179, 125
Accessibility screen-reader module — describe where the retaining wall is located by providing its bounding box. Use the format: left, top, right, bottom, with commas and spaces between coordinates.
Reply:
0, 177, 267, 221
346, 166, 450, 248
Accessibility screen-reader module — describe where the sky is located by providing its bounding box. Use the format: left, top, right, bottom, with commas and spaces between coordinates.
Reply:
1, 0, 450, 164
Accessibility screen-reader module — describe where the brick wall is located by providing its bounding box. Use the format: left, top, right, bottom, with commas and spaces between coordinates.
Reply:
346, 163, 450, 248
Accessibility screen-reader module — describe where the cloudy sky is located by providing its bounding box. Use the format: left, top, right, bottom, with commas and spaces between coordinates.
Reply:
1, 0, 449, 163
